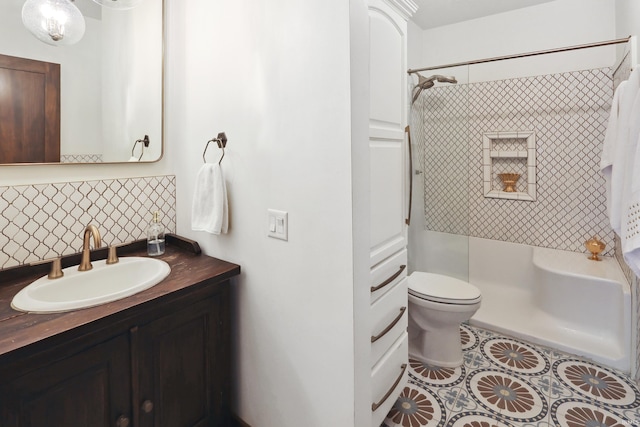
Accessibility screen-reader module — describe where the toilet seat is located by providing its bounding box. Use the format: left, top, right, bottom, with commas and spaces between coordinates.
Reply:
408, 272, 481, 305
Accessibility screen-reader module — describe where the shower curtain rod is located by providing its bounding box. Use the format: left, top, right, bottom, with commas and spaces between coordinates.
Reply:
407, 36, 631, 74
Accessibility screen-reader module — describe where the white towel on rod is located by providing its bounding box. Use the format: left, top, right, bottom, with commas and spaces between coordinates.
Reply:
600, 79, 626, 228
621, 92, 640, 276
623, 137, 640, 276
191, 163, 228, 234
605, 68, 640, 235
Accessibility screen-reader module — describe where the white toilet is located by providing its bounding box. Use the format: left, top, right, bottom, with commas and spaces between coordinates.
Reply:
407, 272, 482, 367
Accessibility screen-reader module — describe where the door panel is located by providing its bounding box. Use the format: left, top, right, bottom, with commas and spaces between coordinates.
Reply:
0, 54, 60, 163
135, 294, 229, 427
368, 2, 408, 267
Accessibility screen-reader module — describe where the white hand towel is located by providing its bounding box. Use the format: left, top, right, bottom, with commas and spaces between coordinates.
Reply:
191, 163, 229, 234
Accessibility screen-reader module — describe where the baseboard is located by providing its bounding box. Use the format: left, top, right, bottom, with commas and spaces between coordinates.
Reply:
231, 413, 251, 427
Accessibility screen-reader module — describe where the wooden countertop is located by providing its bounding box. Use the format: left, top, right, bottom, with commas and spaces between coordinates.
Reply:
0, 235, 240, 358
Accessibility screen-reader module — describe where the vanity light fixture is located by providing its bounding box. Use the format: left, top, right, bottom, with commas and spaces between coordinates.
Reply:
22, 0, 86, 46
90, 0, 144, 10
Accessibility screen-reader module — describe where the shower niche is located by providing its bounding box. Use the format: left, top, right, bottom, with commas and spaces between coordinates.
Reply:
482, 131, 536, 201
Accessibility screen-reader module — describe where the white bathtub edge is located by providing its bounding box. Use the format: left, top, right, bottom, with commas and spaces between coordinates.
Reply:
533, 246, 630, 292
467, 237, 632, 373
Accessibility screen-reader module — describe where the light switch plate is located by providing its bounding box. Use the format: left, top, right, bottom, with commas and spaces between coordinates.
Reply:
267, 209, 288, 241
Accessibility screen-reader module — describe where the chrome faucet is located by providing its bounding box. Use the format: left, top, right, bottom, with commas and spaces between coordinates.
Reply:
78, 224, 102, 271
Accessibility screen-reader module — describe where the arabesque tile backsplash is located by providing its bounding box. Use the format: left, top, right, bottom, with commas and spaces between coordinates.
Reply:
0, 175, 176, 270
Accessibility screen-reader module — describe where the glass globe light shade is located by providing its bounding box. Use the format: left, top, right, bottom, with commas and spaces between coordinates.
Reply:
90, 0, 144, 10
22, 0, 86, 46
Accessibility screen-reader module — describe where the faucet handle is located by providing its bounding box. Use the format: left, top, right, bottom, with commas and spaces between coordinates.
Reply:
30, 257, 64, 279
106, 245, 120, 265
106, 242, 130, 265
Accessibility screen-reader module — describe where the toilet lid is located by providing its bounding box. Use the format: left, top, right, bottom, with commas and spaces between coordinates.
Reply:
408, 272, 481, 304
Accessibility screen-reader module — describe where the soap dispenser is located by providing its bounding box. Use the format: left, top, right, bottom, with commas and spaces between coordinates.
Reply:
147, 211, 165, 256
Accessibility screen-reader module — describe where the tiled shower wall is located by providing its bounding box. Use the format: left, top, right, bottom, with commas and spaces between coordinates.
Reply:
418, 84, 470, 236
418, 68, 614, 255
0, 175, 176, 270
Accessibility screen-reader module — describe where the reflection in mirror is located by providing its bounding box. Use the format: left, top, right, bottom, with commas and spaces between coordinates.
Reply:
0, 0, 163, 165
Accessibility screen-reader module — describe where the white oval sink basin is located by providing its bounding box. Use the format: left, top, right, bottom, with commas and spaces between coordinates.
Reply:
11, 257, 171, 313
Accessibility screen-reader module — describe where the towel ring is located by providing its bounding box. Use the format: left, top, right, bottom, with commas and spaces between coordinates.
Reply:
132, 135, 150, 161
203, 132, 228, 164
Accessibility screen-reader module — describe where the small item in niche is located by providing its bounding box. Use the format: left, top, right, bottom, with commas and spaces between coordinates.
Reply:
147, 211, 165, 256
498, 173, 520, 192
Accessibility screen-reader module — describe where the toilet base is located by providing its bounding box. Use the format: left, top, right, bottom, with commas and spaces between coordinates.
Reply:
408, 325, 464, 368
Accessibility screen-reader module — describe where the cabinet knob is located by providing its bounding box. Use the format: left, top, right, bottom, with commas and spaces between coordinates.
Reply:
116, 415, 130, 427
142, 399, 154, 413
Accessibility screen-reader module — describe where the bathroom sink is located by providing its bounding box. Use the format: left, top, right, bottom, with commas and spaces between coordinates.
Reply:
11, 257, 171, 313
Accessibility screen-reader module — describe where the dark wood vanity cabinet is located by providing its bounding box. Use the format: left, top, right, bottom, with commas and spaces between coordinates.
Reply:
1, 334, 132, 426
0, 289, 231, 427
0, 242, 238, 427
134, 293, 230, 427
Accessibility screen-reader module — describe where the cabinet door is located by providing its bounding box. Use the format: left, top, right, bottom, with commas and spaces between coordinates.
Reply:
135, 289, 230, 427
0, 334, 131, 427
368, 0, 409, 267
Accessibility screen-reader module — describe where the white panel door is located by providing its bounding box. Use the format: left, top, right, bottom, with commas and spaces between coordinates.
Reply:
369, 0, 408, 268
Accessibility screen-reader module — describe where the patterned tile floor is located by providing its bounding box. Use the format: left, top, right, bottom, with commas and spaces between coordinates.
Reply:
383, 324, 640, 427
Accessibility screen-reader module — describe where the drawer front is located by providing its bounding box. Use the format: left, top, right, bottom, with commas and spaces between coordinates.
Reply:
370, 277, 407, 366
370, 249, 407, 303
371, 332, 408, 427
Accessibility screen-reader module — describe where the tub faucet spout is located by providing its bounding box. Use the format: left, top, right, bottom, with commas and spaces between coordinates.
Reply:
79, 224, 102, 271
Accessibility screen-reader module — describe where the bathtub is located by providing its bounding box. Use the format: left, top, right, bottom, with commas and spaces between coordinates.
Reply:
468, 237, 631, 373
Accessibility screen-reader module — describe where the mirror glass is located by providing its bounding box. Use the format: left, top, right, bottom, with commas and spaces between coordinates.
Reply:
0, 0, 163, 164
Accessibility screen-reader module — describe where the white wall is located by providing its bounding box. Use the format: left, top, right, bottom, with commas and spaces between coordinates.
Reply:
616, 1, 640, 62
616, 0, 640, 39
416, 0, 616, 69
407, 20, 423, 72
410, 0, 617, 85
165, 0, 362, 425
